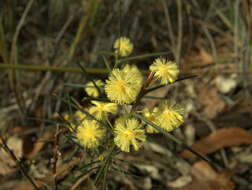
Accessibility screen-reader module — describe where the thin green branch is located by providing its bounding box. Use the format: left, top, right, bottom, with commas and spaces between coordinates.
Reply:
75, 61, 103, 95
133, 113, 218, 169
144, 74, 197, 95
0, 63, 149, 75
0, 63, 108, 74
2, 63, 248, 76
94, 144, 116, 184
118, 52, 171, 63
61, 96, 110, 130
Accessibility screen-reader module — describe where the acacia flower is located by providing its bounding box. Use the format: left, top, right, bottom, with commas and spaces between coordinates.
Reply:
65, 110, 88, 132
156, 101, 184, 132
64, 114, 77, 131
150, 57, 179, 84
64, 114, 70, 121
114, 37, 133, 57
89, 101, 118, 120
105, 65, 143, 104
76, 120, 105, 148
74, 110, 87, 122
85, 80, 104, 98
114, 114, 130, 126
114, 118, 146, 152
142, 107, 160, 133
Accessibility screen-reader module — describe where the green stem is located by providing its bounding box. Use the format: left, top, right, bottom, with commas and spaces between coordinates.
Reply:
133, 113, 219, 169
0, 63, 150, 75
144, 74, 197, 95
0, 63, 108, 74
94, 144, 116, 184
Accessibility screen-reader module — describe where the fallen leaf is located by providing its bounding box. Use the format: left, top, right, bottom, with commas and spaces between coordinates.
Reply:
13, 182, 44, 190
199, 49, 214, 66
173, 161, 234, 190
136, 164, 161, 180
181, 49, 214, 72
180, 128, 252, 158
0, 136, 23, 175
167, 175, 192, 188
144, 85, 170, 110
13, 158, 82, 190
178, 161, 234, 190
24, 131, 53, 159
197, 85, 225, 119
214, 75, 237, 94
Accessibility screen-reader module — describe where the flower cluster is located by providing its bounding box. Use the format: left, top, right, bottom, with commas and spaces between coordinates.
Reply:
66, 37, 184, 153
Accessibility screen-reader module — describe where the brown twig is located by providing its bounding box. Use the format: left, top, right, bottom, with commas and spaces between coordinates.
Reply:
52, 125, 61, 190
70, 169, 96, 190
143, 71, 155, 89
0, 136, 39, 190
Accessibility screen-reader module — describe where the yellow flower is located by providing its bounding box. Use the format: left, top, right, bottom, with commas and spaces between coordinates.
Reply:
76, 120, 105, 148
105, 65, 143, 104
114, 114, 130, 126
156, 101, 184, 132
114, 118, 146, 152
74, 110, 86, 122
85, 80, 104, 98
66, 110, 88, 132
64, 114, 70, 121
114, 37, 133, 57
64, 114, 77, 131
89, 101, 118, 120
142, 107, 160, 133
150, 57, 179, 84
98, 154, 104, 161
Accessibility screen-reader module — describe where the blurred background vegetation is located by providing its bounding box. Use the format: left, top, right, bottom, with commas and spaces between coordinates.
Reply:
0, 0, 252, 190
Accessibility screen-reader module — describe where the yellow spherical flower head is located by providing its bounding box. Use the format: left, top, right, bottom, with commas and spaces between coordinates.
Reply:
105, 65, 143, 104
64, 114, 78, 132
65, 109, 88, 132
64, 114, 70, 121
89, 101, 118, 120
74, 110, 87, 122
76, 120, 105, 148
114, 114, 130, 126
156, 101, 184, 132
85, 80, 104, 98
142, 107, 160, 133
150, 57, 179, 84
114, 118, 146, 152
114, 37, 133, 57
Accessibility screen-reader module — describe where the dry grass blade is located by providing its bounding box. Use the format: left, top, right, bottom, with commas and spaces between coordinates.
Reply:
0, 17, 9, 64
